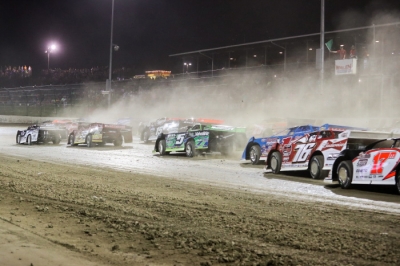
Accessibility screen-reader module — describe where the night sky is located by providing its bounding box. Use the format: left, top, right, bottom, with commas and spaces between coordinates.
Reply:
1, 0, 399, 74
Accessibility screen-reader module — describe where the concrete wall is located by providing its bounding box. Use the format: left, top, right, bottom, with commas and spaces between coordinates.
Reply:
0, 115, 76, 124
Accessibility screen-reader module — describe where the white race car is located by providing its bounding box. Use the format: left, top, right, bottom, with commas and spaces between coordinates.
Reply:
326, 137, 400, 194
16, 125, 63, 145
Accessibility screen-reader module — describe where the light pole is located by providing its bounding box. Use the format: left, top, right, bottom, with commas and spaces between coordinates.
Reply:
271, 42, 286, 72
107, 0, 115, 108
45, 44, 57, 70
183, 62, 191, 73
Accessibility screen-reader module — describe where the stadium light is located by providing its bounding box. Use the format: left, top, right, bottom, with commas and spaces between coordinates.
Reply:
183, 62, 191, 73
45, 44, 57, 70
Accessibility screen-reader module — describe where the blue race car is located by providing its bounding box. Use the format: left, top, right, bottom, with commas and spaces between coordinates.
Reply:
241, 124, 365, 164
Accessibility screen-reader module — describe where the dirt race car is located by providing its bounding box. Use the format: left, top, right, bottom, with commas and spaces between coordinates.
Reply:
242, 124, 320, 165
16, 125, 64, 145
68, 123, 133, 147
140, 117, 223, 143
41, 118, 90, 139
262, 125, 369, 179
154, 123, 247, 157
325, 132, 400, 193
139, 117, 183, 143
243, 124, 365, 165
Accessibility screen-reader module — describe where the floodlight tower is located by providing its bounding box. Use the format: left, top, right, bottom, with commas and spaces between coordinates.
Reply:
45, 44, 57, 70
107, 0, 115, 107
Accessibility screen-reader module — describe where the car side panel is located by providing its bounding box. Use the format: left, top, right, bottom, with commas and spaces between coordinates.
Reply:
165, 133, 186, 151
351, 148, 400, 185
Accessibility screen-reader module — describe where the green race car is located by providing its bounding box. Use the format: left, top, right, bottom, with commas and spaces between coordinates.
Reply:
154, 123, 247, 157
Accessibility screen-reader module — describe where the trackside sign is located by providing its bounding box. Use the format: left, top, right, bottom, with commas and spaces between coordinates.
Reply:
335, 59, 357, 75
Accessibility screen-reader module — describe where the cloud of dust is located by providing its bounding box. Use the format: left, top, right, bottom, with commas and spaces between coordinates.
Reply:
78, 10, 399, 135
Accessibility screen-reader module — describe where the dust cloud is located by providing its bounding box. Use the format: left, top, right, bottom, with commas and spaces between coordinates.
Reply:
83, 12, 399, 134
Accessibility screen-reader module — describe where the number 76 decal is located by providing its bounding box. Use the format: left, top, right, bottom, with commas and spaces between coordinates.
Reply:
292, 143, 316, 162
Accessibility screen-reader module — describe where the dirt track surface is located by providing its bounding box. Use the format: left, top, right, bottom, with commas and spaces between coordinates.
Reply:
1, 125, 400, 265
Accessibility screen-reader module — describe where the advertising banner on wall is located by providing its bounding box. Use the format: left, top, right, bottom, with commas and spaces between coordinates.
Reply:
335, 59, 357, 75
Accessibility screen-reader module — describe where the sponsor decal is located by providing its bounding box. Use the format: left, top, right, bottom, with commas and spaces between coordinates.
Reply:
357, 159, 368, 167
369, 175, 383, 179
356, 169, 368, 173
281, 163, 307, 168
321, 139, 347, 152
194, 131, 209, 136
358, 153, 371, 159
266, 138, 278, 144
324, 143, 344, 148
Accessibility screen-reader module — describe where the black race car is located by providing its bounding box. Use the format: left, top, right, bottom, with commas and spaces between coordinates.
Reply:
68, 123, 132, 147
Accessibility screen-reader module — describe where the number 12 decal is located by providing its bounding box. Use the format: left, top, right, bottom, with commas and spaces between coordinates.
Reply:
175, 134, 185, 146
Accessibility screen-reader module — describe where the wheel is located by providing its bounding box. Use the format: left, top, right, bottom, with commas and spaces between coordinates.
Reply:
395, 171, 400, 194
16, 134, 21, 144
53, 135, 61, 145
249, 145, 261, 165
270, 151, 282, 174
185, 140, 197, 157
158, 140, 166, 155
27, 135, 32, 145
70, 135, 77, 146
337, 160, 353, 189
114, 135, 123, 147
86, 135, 93, 147
309, 155, 326, 179
143, 130, 150, 143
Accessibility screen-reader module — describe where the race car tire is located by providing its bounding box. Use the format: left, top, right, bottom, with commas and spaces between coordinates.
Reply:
53, 135, 61, 145
158, 140, 166, 155
270, 151, 282, 174
143, 130, 150, 143
309, 155, 325, 179
395, 171, 400, 194
249, 145, 261, 165
87, 135, 93, 148
114, 135, 123, 147
16, 134, 20, 144
70, 135, 77, 146
337, 160, 353, 189
27, 135, 32, 145
185, 140, 197, 157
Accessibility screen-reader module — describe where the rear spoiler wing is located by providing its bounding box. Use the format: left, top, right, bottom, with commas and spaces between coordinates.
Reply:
340, 130, 400, 150
340, 130, 400, 140
103, 124, 130, 130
